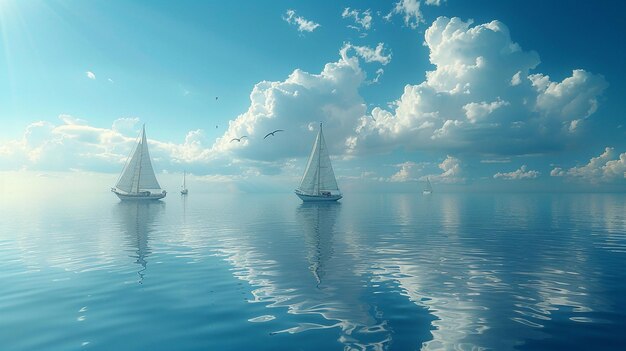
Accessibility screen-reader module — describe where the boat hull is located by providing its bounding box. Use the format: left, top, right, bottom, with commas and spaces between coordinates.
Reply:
422, 191, 432, 195
295, 191, 342, 202
112, 189, 166, 201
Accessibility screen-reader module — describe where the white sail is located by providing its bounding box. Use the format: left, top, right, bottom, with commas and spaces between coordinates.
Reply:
115, 126, 162, 193
115, 140, 142, 193
298, 123, 339, 195
180, 171, 188, 194
423, 177, 433, 194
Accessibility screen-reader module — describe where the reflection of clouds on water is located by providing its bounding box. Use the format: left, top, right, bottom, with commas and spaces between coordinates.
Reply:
154, 193, 624, 350
371, 261, 487, 350
502, 194, 625, 328
513, 268, 594, 328
7, 202, 129, 274
369, 195, 492, 350
365, 194, 607, 349
173, 195, 208, 258
209, 201, 397, 350
393, 194, 413, 225
4, 193, 625, 350
439, 194, 460, 236
113, 201, 164, 284
586, 195, 626, 253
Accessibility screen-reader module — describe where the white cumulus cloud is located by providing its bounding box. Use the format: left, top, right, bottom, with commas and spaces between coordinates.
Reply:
208, 43, 389, 166
551, 147, 626, 182
0, 17, 612, 184
463, 98, 509, 123
283, 9, 320, 33
389, 161, 426, 182
0, 116, 131, 171
0, 115, 220, 173
208, 46, 366, 166
493, 165, 540, 180
348, 17, 607, 157
0, 43, 393, 176
389, 156, 462, 183
437, 155, 461, 178
530, 69, 607, 127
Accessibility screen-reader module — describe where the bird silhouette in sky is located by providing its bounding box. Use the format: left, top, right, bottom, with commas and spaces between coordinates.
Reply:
230, 136, 248, 142
264, 130, 284, 139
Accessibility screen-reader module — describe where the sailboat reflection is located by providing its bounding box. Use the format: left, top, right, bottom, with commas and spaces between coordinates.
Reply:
294, 202, 392, 348
213, 201, 398, 349
296, 202, 339, 286
113, 201, 164, 284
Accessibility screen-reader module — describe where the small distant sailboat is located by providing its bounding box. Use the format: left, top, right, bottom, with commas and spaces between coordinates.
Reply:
295, 123, 342, 202
423, 177, 433, 195
111, 125, 166, 200
181, 171, 188, 195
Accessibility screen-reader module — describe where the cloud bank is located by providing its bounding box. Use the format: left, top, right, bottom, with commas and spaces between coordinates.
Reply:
1, 16, 615, 189
551, 147, 626, 182
1, 42, 387, 176
0, 116, 219, 173
389, 155, 463, 183
210, 43, 372, 163
494, 165, 540, 180
348, 17, 607, 157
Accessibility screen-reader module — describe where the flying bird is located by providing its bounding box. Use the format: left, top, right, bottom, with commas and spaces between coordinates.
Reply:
230, 136, 248, 142
215, 96, 218, 100
264, 129, 284, 139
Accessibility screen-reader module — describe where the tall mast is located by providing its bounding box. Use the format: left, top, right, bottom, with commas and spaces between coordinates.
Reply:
317, 123, 322, 195
134, 125, 146, 193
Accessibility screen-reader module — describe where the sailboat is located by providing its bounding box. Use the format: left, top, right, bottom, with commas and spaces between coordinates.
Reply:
295, 123, 342, 202
111, 125, 167, 200
180, 171, 188, 195
423, 177, 433, 195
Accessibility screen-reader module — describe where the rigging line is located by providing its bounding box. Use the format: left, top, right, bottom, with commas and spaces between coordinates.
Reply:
115, 130, 142, 187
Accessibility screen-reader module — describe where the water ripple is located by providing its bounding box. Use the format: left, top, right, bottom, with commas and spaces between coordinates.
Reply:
0, 193, 624, 350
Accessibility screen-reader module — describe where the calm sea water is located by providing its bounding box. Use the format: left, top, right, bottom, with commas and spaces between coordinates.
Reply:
1, 193, 625, 350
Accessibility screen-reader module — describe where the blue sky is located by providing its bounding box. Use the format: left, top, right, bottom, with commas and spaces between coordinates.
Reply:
0, 0, 624, 191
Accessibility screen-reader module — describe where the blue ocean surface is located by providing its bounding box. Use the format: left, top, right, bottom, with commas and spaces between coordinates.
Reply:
1, 193, 625, 350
